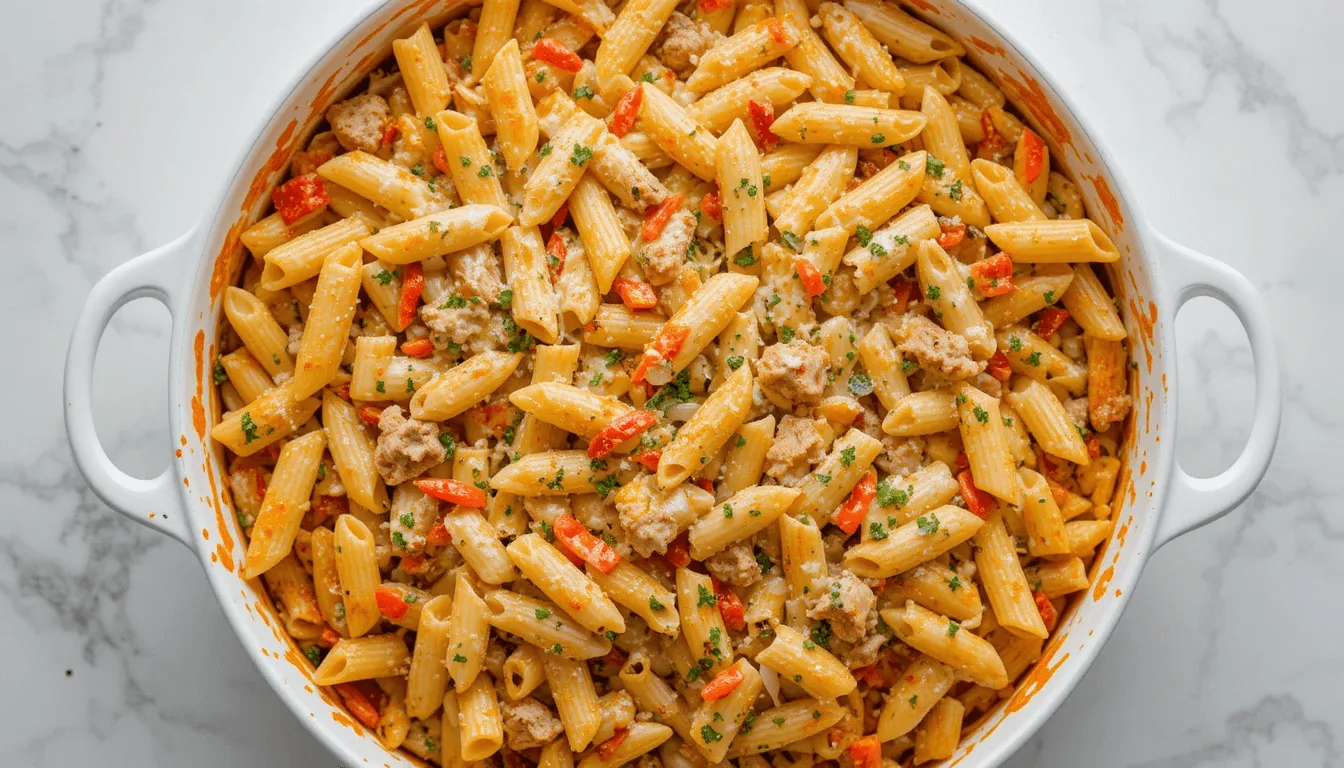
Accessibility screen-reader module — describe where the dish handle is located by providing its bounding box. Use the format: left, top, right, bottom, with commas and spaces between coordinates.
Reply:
1149, 230, 1282, 549
64, 230, 197, 548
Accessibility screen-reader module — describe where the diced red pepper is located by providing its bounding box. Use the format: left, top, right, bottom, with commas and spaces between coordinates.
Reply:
891, 279, 914, 314
694, 478, 715, 494
987, 350, 1013, 382
937, 221, 966, 249
631, 322, 690, 384
332, 383, 351, 401
1034, 306, 1071, 339
397, 261, 424, 329
272, 174, 330, 225
432, 145, 451, 175
977, 109, 1007, 159
641, 194, 684, 241
400, 338, 435, 358
970, 253, 1015, 297
597, 728, 629, 760
414, 478, 488, 509
848, 736, 882, 768
1034, 590, 1057, 632
532, 38, 582, 73
852, 664, 886, 688
553, 514, 623, 573
698, 0, 732, 11
426, 521, 452, 547
334, 683, 382, 729
700, 189, 722, 222
795, 258, 825, 297
957, 470, 997, 519
549, 202, 569, 231
358, 405, 384, 426
374, 585, 411, 620
311, 495, 347, 526
712, 577, 747, 631
665, 532, 692, 568
612, 277, 660, 310
747, 99, 778, 151
970, 253, 1013, 281
609, 87, 643, 138
832, 472, 876, 535
399, 554, 428, 574
701, 665, 745, 700
955, 452, 971, 473
319, 625, 341, 647
766, 18, 788, 44
635, 449, 661, 472
1085, 435, 1101, 460
1021, 128, 1046, 183
859, 159, 880, 179
588, 409, 659, 459
546, 231, 567, 283
381, 123, 400, 147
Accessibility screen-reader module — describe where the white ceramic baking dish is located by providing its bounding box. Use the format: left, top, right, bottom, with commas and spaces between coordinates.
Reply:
63, 0, 1282, 764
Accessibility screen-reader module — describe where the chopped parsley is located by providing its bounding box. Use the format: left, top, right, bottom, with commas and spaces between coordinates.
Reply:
948, 575, 962, 591
700, 725, 723, 744
410, 163, 426, 177
304, 646, 322, 664
780, 230, 803, 252
973, 405, 989, 424
477, 165, 493, 177
847, 374, 874, 398
649, 596, 665, 611
916, 514, 940, 535
535, 71, 546, 83
460, 156, 472, 167
869, 521, 889, 540
538, 143, 553, 158
901, 358, 918, 375
545, 468, 565, 490
948, 179, 964, 201
535, 608, 552, 619
1009, 335, 1023, 351
809, 620, 832, 648
1044, 289, 1057, 305
1026, 350, 1043, 366
876, 479, 914, 508
844, 89, 856, 104
391, 531, 407, 549
779, 326, 796, 342
453, 653, 468, 663
240, 412, 259, 444
869, 241, 888, 258
374, 268, 396, 286
736, 435, 747, 448
871, 133, 886, 144
756, 550, 774, 574
570, 144, 594, 166
212, 359, 227, 384
909, 695, 919, 708
839, 446, 858, 467
926, 285, 942, 301
926, 155, 946, 178
460, 56, 472, 72
399, 512, 415, 528
594, 474, 620, 499
646, 369, 693, 411
947, 621, 961, 637
726, 354, 745, 371
815, 472, 832, 485
573, 85, 595, 100
696, 584, 717, 607
854, 225, 873, 246
424, 116, 437, 132
898, 160, 911, 171
733, 246, 756, 267
722, 504, 734, 518
550, 643, 564, 654
438, 433, 456, 458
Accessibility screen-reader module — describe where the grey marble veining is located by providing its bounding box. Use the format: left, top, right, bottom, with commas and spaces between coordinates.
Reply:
1, 0, 1337, 766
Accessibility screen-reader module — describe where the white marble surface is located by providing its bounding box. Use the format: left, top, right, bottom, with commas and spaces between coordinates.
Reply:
1, 0, 1337, 765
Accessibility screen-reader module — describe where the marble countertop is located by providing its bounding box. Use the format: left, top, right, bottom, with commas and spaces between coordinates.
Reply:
2, 0, 1337, 765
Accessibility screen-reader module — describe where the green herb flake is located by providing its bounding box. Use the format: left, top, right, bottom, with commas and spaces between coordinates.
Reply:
697, 583, 717, 607
570, 144, 594, 166
916, 514, 940, 535
649, 596, 665, 611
